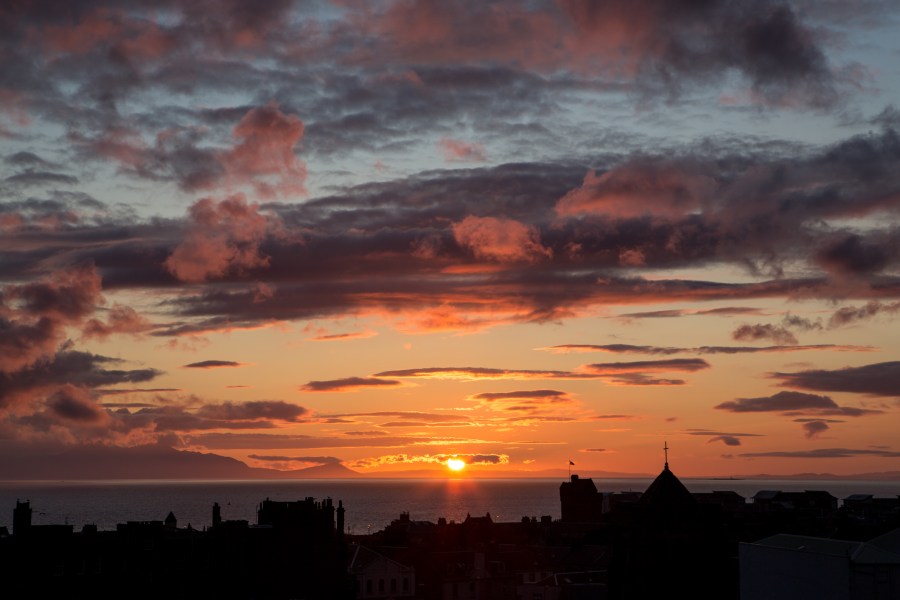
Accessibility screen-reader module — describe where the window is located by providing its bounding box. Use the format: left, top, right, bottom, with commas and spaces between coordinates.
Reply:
379, 578, 385, 594
391, 578, 397, 592
403, 577, 409, 592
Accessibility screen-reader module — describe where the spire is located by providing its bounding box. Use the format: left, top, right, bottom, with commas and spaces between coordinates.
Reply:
664, 440, 669, 470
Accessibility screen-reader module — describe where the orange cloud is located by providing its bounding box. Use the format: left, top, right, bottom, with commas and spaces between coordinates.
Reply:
556, 163, 714, 218
452, 215, 552, 263
165, 195, 274, 282
82, 305, 153, 340
439, 138, 487, 162
223, 102, 307, 198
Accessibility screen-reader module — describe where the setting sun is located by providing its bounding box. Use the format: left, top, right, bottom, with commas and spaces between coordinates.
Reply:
447, 458, 466, 472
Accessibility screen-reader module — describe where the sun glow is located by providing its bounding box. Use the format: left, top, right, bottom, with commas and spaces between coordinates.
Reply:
447, 457, 466, 472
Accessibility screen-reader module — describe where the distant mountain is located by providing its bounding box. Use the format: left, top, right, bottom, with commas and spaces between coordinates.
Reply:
740, 471, 900, 481
0, 445, 360, 480
282, 461, 359, 479
5, 445, 899, 481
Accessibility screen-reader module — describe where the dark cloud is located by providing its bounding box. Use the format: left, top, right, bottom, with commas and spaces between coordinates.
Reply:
815, 234, 889, 277
617, 307, 764, 319
0, 350, 162, 410
465, 454, 505, 464
684, 428, 763, 446
685, 429, 762, 438
5, 171, 78, 186
828, 301, 900, 328
584, 359, 710, 374
732, 324, 798, 345
187, 432, 471, 450
343, 0, 845, 107
472, 389, 570, 401
46, 385, 107, 423
709, 436, 742, 446
309, 331, 377, 342
714, 390, 881, 416
802, 420, 830, 439
96, 388, 181, 395
119, 399, 308, 433
772, 361, 900, 397
543, 343, 872, 355
195, 401, 307, 422
300, 377, 404, 392
604, 374, 686, 386
4, 152, 57, 169
870, 104, 900, 130
1, 279, 103, 381
582, 448, 606, 452
183, 360, 244, 369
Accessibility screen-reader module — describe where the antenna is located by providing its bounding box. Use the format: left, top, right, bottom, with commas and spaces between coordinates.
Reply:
664, 440, 669, 469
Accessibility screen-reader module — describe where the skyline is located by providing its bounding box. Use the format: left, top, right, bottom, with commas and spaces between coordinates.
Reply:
1, 0, 899, 478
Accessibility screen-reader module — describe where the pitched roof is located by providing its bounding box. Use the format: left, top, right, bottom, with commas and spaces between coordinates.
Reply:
750, 533, 900, 565
639, 464, 696, 510
349, 545, 413, 572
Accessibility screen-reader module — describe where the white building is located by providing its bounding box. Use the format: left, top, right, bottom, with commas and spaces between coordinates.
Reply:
349, 544, 417, 599
740, 528, 900, 599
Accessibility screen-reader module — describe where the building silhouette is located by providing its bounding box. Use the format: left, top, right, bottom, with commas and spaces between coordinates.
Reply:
3, 468, 900, 599
607, 457, 735, 599
0, 496, 349, 599
559, 474, 603, 523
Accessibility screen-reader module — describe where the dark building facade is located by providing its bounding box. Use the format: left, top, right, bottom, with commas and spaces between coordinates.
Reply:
559, 474, 604, 523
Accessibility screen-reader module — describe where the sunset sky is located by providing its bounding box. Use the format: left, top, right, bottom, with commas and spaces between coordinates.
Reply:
1, 0, 899, 478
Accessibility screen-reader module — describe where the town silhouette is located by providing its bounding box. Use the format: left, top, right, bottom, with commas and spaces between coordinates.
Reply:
3, 459, 899, 599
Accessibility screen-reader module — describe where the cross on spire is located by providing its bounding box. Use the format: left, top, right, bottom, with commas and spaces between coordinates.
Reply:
664, 441, 669, 469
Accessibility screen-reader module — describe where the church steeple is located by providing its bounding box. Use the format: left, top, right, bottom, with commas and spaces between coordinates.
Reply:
640, 442, 695, 510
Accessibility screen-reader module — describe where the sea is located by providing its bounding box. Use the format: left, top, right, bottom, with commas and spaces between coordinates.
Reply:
2, 478, 899, 534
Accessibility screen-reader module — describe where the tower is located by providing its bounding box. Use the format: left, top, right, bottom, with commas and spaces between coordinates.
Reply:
336, 500, 345, 537
13, 500, 32, 537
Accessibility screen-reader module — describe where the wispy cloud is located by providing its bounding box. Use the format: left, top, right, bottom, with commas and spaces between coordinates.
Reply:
584, 359, 710, 374
182, 360, 245, 369
300, 377, 404, 392
683, 429, 763, 447
739, 448, 900, 459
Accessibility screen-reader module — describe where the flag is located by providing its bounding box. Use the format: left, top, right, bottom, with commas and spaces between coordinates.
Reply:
569, 460, 575, 466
